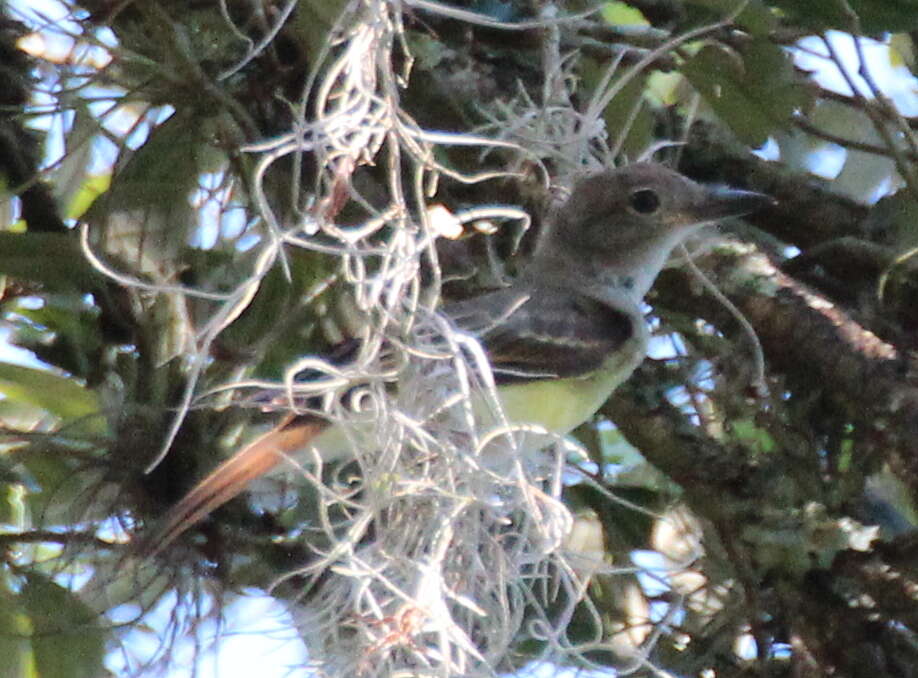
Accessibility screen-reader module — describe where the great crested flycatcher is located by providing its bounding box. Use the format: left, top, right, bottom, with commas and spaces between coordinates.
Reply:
144, 162, 772, 554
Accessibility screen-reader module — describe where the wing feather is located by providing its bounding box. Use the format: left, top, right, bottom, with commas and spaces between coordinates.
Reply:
443, 287, 636, 381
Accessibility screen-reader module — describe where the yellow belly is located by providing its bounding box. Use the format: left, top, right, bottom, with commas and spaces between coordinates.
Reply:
491, 335, 645, 435
307, 335, 645, 462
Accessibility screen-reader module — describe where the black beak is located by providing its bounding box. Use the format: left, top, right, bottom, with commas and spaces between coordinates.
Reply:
697, 185, 776, 221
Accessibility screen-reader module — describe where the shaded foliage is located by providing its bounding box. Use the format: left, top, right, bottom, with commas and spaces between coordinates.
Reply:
1, 0, 918, 676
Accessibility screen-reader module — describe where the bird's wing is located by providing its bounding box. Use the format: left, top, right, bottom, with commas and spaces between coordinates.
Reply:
443, 286, 637, 381
142, 287, 637, 555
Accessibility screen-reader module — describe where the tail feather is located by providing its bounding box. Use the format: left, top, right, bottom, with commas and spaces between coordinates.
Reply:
141, 418, 328, 556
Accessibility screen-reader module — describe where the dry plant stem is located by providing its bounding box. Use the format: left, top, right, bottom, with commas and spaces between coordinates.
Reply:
143, 240, 283, 473
677, 242, 768, 396
68, 0, 771, 674
580, 8, 744, 164
878, 243, 918, 302
179, 2, 589, 674
837, 1, 918, 161
79, 217, 287, 473
792, 114, 918, 163
77, 225, 241, 302
216, 0, 298, 81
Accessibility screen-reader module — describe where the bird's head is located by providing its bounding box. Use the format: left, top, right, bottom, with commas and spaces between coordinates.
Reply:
537, 162, 774, 299
554, 162, 773, 250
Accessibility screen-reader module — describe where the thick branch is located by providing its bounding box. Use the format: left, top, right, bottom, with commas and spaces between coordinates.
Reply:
657, 242, 918, 484
601, 363, 750, 496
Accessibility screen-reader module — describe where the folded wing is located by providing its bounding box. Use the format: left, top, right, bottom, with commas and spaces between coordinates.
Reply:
445, 286, 636, 381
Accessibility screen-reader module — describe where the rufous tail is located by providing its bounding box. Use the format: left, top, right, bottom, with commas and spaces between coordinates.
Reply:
141, 417, 328, 556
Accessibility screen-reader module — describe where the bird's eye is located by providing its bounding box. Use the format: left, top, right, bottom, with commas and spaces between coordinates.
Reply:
629, 189, 661, 214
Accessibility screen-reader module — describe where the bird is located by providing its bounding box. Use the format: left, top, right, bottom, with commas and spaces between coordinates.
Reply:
142, 162, 773, 555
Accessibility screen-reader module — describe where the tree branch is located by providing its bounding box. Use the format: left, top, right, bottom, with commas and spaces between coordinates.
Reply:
658, 242, 918, 489
681, 125, 869, 249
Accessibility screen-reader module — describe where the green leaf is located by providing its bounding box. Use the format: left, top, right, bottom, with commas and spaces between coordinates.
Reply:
809, 100, 897, 202
66, 175, 110, 221
864, 189, 918, 249
0, 398, 50, 431
681, 40, 809, 147
86, 114, 228, 274
7, 294, 104, 380
405, 33, 450, 71
0, 233, 101, 291
289, 0, 349, 63
598, 427, 645, 467
20, 445, 91, 526
890, 33, 917, 74
99, 114, 224, 212
20, 574, 107, 678
729, 418, 776, 453
54, 105, 101, 220
686, 0, 775, 36
0, 475, 26, 526
578, 59, 653, 160
768, 0, 918, 33
0, 589, 35, 678
216, 248, 336, 377
602, 1, 648, 26
0, 363, 104, 434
